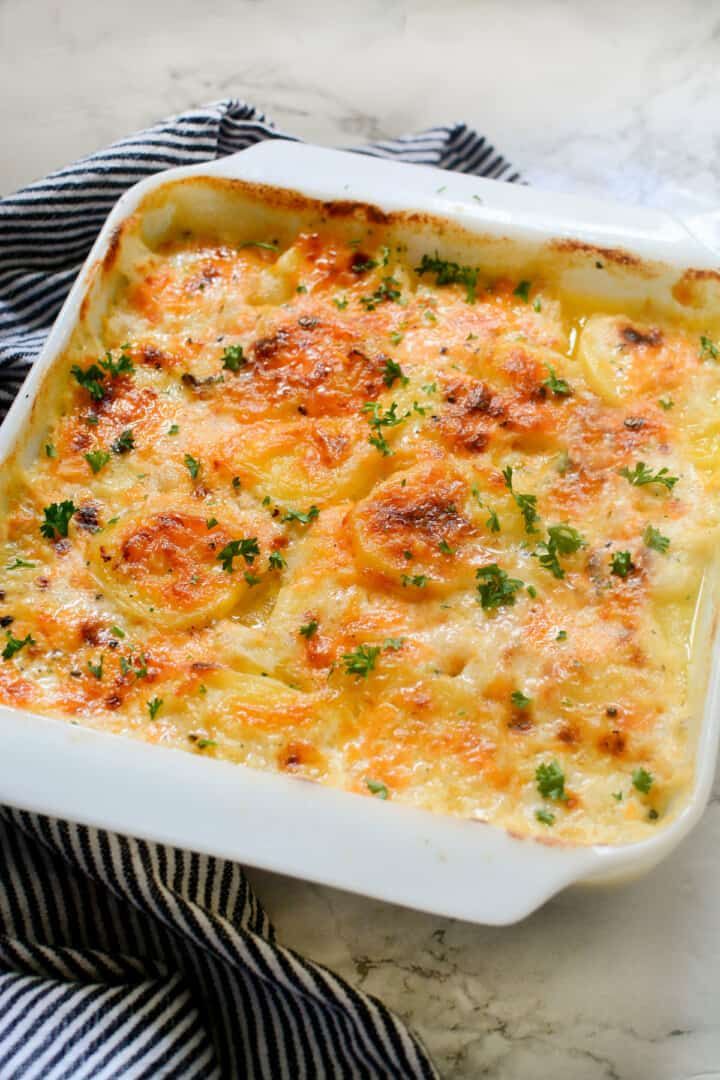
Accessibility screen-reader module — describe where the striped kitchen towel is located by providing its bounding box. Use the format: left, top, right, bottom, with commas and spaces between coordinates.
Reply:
0, 100, 520, 1079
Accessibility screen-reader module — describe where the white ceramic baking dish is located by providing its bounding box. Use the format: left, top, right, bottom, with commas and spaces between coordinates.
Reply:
1, 141, 719, 926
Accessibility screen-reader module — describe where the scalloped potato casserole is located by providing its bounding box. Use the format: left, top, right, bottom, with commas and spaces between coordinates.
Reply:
2, 184, 719, 844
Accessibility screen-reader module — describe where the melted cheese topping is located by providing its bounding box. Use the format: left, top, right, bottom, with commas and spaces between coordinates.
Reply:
2, 227, 718, 844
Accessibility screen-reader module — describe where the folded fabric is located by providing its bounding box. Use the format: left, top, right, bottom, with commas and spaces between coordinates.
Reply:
0, 99, 520, 1079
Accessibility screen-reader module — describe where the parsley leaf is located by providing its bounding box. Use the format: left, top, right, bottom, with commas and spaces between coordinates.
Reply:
360, 276, 402, 311
99, 348, 134, 378
342, 644, 381, 678
45, 443, 56, 458
382, 357, 408, 387
333, 296, 349, 311
632, 767, 653, 794
221, 344, 246, 372
283, 505, 320, 525
2, 630, 35, 661
502, 466, 540, 534
438, 540, 455, 555
513, 280, 532, 302
619, 461, 678, 491
475, 564, 524, 610
535, 808, 555, 826
40, 500, 76, 540
299, 620, 318, 638
643, 524, 670, 553
543, 365, 571, 397
415, 253, 479, 303
658, 396, 673, 411
184, 454, 201, 480
268, 551, 287, 570
6, 558, 35, 570
243, 571, 261, 586
401, 574, 428, 588
366, 778, 389, 799
87, 656, 103, 680
700, 335, 719, 361
536, 760, 566, 801
71, 364, 106, 401
84, 449, 110, 474
111, 428, 135, 454
147, 696, 163, 720
218, 538, 260, 572
242, 240, 279, 252
511, 690, 531, 708
362, 400, 408, 456
390, 331, 404, 346
610, 551, 634, 578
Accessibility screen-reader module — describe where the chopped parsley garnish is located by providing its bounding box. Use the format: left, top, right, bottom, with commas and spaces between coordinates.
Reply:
533, 523, 585, 581
242, 240, 279, 252
511, 690, 531, 708
612, 791, 623, 802
472, 486, 501, 533
282, 505, 320, 525
536, 760, 566, 801
147, 696, 163, 720
168, 424, 180, 435
657, 396, 673, 411
84, 449, 110, 474
535, 808, 555, 826
415, 253, 479, 303
45, 443, 56, 458
243, 571, 262, 586
110, 625, 125, 639
196, 738, 217, 750
184, 454, 201, 480
543, 365, 571, 396
296, 284, 308, 294
643, 524, 670, 553
342, 644, 381, 678
6, 558, 35, 570
351, 256, 378, 274
360, 276, 402, 311
382, 357, 408, 387
71, 364, 106, 401
40, 500, 77, 540
502, 466, 540, 534
700, 335, 719, 361
619, 461, 678, 491
87, 656, 104, 680
401, 574, 427, 588
632, 767, 653, 794
232, 477, 242, 490
610, 551, 634, 578
206, 517, 218, 530
513, 280, 532, 302
438, 540, 455, 555
299, 620, 318, 639
333, 296, 349, 311
362, 400, 408, 456
2, 630, 35, 661
533, 297, 542, 313
366, 778, 389, 799
268, 551, 287, 570
218, 538, 260, 572
221, 344, 245, 372
475, 564, 524, 610
111, 428, 135, 454
390, 331, 404, 346
556, 629, 567, 641
99, 348, 134, 378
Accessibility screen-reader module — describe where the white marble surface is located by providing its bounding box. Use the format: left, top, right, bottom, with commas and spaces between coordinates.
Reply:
2, 1, 720, 1075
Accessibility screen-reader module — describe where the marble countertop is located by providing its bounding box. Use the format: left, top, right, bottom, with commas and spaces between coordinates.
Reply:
2, 0, 719, 1075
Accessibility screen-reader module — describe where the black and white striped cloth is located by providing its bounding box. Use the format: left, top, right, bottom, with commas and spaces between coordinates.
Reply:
0, 99, 520, 1078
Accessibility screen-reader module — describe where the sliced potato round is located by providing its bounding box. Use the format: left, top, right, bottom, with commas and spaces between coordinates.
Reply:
89, 495, 284, 629
350, 462, 479, 595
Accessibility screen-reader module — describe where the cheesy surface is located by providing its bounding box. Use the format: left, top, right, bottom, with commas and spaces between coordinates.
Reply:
1, 221, 718, 845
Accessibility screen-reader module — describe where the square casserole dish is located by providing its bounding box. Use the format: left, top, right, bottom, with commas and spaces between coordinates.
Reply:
1, 141, 719, 926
